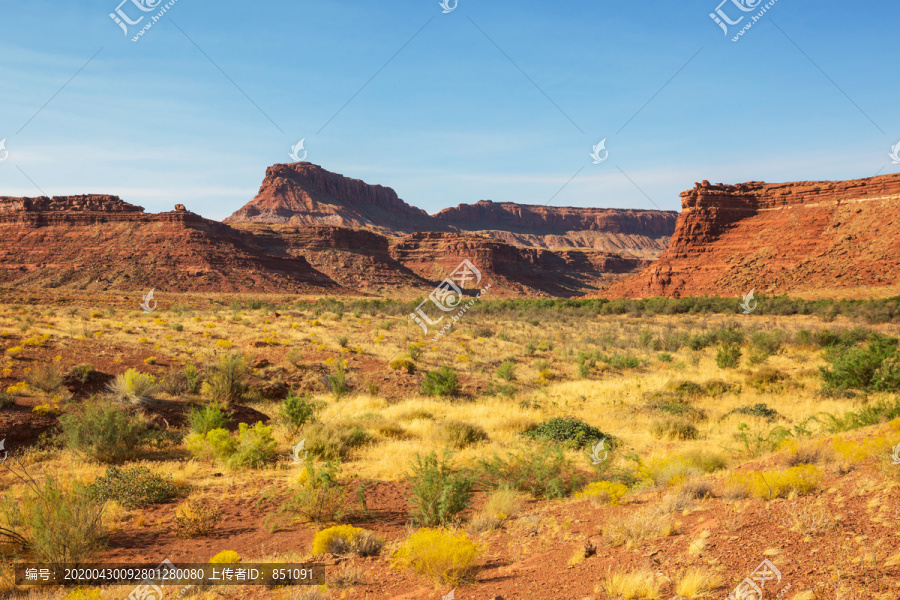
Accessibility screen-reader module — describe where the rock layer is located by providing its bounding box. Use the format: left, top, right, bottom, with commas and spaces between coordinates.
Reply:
0, 196, 339, 293
223, 163, 435, 234
433, 200, 676, 258
225, 163, 678, 258
607, 175, 900, 298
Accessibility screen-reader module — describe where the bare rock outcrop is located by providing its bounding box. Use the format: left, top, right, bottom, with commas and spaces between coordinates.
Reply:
606, 174, 900, 298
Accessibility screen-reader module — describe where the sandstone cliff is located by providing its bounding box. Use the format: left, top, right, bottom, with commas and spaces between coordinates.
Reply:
606, 175, 900, 298
0, 196, 340, 293
390, 232, 646, 297
225, 163, 678, 258
433, 200, 677, 258
223, 162, 436, 235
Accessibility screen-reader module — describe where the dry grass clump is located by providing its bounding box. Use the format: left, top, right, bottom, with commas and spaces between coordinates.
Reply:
312, 525, 383, 557
784, 501, 834, 536
599, 569, 663, 599
391, 528, 482, 586
436, 419, 489, 449
174, 498, 221, 538
25, 361, 65, 393
724, 465, 823, 500
781, 441, 832, 467
106, 368, 157, 405
604, 505, 678, 548
466, 488, 524, 534
675, 567, 723, 598
327, 562, 367, 588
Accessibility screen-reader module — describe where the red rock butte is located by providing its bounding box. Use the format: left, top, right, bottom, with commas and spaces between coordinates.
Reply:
606, 174, 900, 298
1, 167, 896, 299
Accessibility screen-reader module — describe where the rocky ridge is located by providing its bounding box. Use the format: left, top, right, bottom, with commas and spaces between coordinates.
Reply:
606, 175, 900, 297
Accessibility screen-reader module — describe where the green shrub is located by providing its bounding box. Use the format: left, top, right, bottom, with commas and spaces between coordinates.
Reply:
281, 392, 315, 435
328, 363, 350, 398
89, 466, 177, 509
820, 334, 899, 392
437, 420, 489, 449
276, 460, 349, 524
186, 421, 274, 469
58, 401, 154, 463
183, 364, 202, 393
496, 360, 516, 382
735, 423, 792, 457
302, 423, 371, 461
523, 417, 608, 449
106, 368, 157, 405
407, 451, 474, 527
185, 427, 237, 463
229, 422, 277, 468
715, 342, 742, 369
187, 404, 233, 435
723, 403, 782, 422
0, 475, 105, 569
160, 369, 189, 396
69, 364, 95, 384
421, 366, 460, 397
480, 444, 586, 499
600, 353, 642, 369
821, 400, 900, 433
406, 343, 424, 360
0, 391, 14, 410
201, 354, 250, 405
26, 362, 65, 393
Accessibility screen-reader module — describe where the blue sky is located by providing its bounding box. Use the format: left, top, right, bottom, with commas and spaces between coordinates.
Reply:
1, 0, 897, 220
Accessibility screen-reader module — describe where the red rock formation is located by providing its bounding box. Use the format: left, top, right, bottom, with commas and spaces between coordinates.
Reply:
224, 163, 678, 258
224, 162, 435, 234
606, 174, 900, 298
0, 196, 341, 293
434, 200, 676, 258
390, 232, 646, 297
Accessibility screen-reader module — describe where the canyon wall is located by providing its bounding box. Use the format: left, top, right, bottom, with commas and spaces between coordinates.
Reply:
606, 175, 900, 298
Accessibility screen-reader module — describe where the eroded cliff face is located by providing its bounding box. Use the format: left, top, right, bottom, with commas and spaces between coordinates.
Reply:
224, 164, 678, 256
0, 195, 638, 297
606, 175, 900, 298
390, 232, 646, 297
223, 163, 436, 234
0, 196, 340, 293
433, 200, 676, 258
